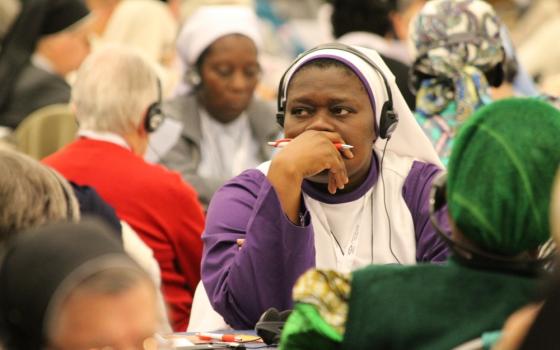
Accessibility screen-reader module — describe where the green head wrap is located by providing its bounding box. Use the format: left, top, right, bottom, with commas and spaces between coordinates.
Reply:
447, 98, 560, 255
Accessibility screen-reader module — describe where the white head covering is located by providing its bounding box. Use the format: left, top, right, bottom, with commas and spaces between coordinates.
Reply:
280, 44, 444, 168
175, 5, 262, 94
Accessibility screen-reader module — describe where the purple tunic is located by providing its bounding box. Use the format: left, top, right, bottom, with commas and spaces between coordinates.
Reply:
202, 154, 450, 328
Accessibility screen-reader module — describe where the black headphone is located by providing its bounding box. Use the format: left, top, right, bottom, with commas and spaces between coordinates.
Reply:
276, 43, 399, 140
429, 172, 554, 276
144, 79, 165, 133
254, 307, 292, 345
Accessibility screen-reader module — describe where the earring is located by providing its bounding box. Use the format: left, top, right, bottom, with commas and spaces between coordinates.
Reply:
185, 69, 201, 86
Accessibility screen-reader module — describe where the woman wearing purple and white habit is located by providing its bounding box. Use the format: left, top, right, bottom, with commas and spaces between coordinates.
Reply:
201, 44, 449, 329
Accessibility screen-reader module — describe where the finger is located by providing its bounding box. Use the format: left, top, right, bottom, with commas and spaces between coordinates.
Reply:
334, 148, 349, 180
341, 147, 354, 159
321, 133, 354, 159
334, 171, 344, 190
328, 172, 338, 194
331, 158, 346, 189
336, 165, 348, 189
329, 153, 348, 190
236, 239, 245, 247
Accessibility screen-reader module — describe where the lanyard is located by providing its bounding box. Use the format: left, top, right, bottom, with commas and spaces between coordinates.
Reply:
327, 193, 370, 273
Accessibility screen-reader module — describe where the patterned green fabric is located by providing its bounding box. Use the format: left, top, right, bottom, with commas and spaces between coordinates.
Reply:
448, 97, 560, 255
341, 259, 537, 350
280, 260, 538, 350
291, 269, 350, 335
279, 269, 349, 350
280, 303, 342, 350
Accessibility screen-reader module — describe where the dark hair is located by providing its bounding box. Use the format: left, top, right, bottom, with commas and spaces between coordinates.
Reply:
195, 45, 211, 73
331, 0, 397, 38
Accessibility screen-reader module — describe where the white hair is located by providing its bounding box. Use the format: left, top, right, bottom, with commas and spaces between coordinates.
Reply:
72, 45, 159, 134
0, 149, 80, 246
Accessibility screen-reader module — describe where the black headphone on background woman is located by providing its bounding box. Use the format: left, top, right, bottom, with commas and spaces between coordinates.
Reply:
275, 43, 399, 140
429, 172, 554, 276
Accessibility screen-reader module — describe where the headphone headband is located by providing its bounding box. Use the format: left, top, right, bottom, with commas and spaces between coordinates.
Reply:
276, 43, 398, 139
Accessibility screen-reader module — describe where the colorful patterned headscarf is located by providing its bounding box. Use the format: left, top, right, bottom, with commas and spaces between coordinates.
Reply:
410, 0, 504, 122
447, 98, 560, 255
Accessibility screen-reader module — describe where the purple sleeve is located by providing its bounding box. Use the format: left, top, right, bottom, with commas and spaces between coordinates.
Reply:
201, 169, 315, 329
402, 161, 450, 263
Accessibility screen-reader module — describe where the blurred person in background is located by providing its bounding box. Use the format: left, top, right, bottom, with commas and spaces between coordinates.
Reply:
43, 46, 205, 331
178, 0, 253, 22
0, 0, 92, 130
0, 0, 20, 43
0, 221, 159, 350
409, 0, 506, 166
87, 0, 179, 96
0, 148, 79, 247
330, 0, 425, 110
0, 147, 172, 332
513, 0, 560, 86
493, 25, 540, 99
159, 5, 279, 208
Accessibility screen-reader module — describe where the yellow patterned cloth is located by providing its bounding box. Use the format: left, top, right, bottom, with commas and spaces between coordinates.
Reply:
292, 269, 351, 335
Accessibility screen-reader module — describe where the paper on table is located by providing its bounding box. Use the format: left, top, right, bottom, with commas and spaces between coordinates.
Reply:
172, 337, 195, 347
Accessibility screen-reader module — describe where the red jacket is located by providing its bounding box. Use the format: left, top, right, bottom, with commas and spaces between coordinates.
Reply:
44, 138, 205, 331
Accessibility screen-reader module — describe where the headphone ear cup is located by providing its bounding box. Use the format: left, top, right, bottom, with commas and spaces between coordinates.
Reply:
144, 103, 165, 133
378, 102, 399, 139
278, 309, 292, 321
255, 308, 291, 345
259, 307, 280, 322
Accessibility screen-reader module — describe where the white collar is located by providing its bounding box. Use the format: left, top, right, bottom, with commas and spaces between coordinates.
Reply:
78, 129, 131, 151
199, 107, 249, 133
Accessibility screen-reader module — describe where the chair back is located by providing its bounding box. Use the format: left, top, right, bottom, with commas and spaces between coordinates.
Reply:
14, 104, 77, 159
